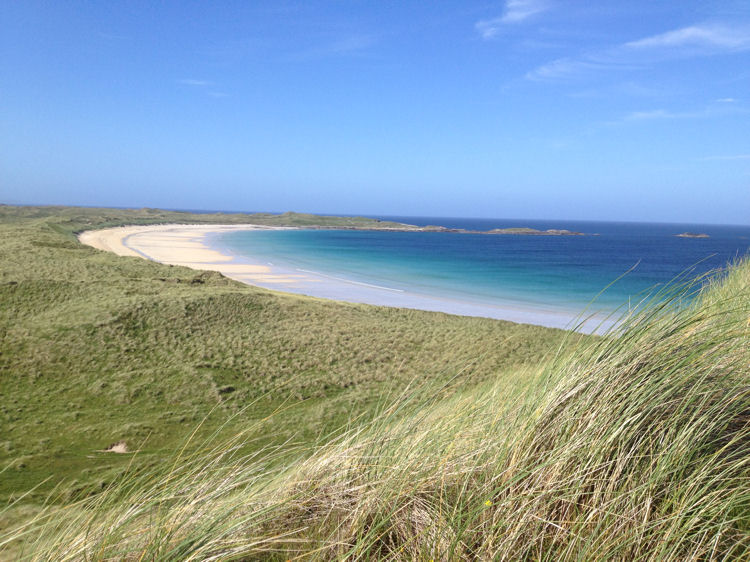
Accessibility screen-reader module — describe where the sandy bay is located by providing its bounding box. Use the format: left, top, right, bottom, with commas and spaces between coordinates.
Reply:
78, 224, 612, 332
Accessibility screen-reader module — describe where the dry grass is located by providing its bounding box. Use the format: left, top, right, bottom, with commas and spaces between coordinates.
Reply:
8, 259, 749, 560
0, 207, 564, 508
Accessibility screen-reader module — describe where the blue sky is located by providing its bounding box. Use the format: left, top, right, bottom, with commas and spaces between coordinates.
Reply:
2, 1, 749, 224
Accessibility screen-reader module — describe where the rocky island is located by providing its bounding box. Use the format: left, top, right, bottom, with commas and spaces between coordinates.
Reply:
675, 232, 710, 238
307, 223, 588, 235
486, 227, 585, 236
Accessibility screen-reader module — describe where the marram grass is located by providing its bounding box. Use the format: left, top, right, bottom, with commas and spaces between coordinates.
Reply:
4, 260, 750, 560
0, 206, 563, 505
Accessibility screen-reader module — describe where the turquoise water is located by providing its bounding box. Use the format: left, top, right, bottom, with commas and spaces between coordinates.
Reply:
213, 218, 750, 324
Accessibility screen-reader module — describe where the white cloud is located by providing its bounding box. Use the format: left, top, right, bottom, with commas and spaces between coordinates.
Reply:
624, 109, 676, 121
502, 0, 548, 23
476, 0, 548, 39
716, 97, 737, 103
475, 19, 502, 40
526, 22, 750, 82
285, 34, 376, 61
179, 79, 213, 87
525, 58, 610, 81
700, 154, 750, 161
525, 54, 639, 81
622, 103, 747, 122
179, 79, 228, 98
625, 24, 750, 51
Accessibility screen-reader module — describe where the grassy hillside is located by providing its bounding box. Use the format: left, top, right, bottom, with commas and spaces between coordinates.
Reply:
9, 257, 748, 560
0, 204, 422, 231
0, 206, 568, 536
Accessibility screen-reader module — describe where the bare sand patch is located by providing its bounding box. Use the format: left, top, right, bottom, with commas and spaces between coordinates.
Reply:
102, 441, 128, 454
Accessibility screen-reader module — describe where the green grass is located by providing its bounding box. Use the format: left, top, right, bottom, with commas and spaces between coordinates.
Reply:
8, 205, 745, 560
0, 204, 424, 231
0, 205, 567, 548
9, 257, 748, 561
2, 204, 747, 559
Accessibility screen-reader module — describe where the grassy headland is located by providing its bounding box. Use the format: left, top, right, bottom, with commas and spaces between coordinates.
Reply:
0, 204, 426, 231
0, 206, 567, 542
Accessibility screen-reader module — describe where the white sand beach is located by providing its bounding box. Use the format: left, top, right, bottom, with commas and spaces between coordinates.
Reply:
79, 224, 612, 332
79, 224, 309, 286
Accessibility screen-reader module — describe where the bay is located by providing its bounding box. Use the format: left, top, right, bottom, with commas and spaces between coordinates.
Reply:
213, 217, 750, 330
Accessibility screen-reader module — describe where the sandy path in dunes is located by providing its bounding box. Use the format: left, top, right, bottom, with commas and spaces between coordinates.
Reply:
78, 224, 311, 286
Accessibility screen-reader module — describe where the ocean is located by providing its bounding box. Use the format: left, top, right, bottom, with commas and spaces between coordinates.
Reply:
211, 217, 750, 330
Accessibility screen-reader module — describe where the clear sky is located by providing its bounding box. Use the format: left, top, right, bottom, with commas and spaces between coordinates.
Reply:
2, 1, 749, 224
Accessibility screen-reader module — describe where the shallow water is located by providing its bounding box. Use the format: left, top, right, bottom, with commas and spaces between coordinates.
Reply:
212, 217, 750, 330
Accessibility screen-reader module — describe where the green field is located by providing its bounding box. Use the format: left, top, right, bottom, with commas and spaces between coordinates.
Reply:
2, 205, 748, 560
0, 206, 567, 542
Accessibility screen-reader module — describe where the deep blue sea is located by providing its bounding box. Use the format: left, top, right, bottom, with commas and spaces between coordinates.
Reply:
214, 217, 750, 324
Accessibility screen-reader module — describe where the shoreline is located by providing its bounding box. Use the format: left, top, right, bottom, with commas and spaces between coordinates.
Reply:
79, 224, 615, 333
